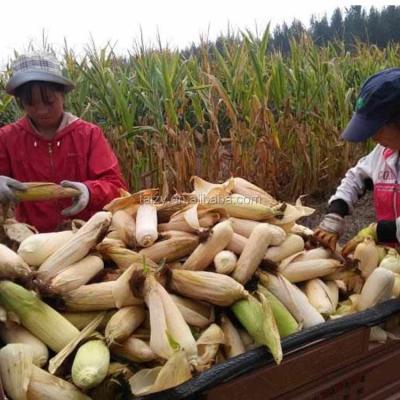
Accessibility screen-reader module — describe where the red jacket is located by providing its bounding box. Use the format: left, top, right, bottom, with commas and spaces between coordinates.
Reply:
0, 117, 127, 232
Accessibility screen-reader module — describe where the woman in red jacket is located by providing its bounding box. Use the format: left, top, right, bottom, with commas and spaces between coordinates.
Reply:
0, 52, 127, 232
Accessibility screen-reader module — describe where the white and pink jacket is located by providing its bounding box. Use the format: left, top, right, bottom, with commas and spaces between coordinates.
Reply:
329, 144, 400, 221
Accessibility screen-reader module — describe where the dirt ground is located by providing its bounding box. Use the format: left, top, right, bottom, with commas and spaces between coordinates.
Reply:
299, 191, 375, 244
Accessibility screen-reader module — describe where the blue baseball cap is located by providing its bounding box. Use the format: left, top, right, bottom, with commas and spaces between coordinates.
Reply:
341, 68, 400, 142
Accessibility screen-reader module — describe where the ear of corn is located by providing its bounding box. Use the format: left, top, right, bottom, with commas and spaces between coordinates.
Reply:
214, 250, 237, 274
135, 204, 158, 247
38, 211, 112, 281
62, 311, 114, 330
0, 321, 49, 367
183, 220, 234, 271
231, 294, 282, 364
170, 294, 215, 328
357, 268, 395, 311
231, 177, 278, 207
105, 305, 146, 344
110, 209, 136, 248
264, 234, 305, 263
379, 249, 400, 274
258, 271, 324, 328
170, 270, 248, 306
257, 285, 299, 337
0, 243, 31, 280
233, 224, 274, 284
49, 255, 104, 294
0, 281, 80, 352
18, 231, 74, 267
111, 337, 157, 362
279, 259, 342, 283
139, 231, 199, 263
112, 264, 145, 308
0, 343, 33, 400
303, 279, 337, 315
226, 232, 248, 254
71, 340, 110, 391
354, 237, 380, 279
15, 182, 80, 202
229, 218, 286, 246
220, 314, 245, 358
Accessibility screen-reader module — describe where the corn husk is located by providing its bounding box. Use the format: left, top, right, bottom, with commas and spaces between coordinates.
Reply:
0, 243, 31, 280
257, 285, 299, 337
72, 340, 110, 390
139, 231, 199, 263
0, 343, 33, 400
229, 218, 286, 246
111, 337, 157, 362
171, 294, 215, 328
303, 279, 337, 315
18, 230, 74, 267
0, 281, 79, 352
232, 294, 282, 364
105, 306, 145, 344
2, 218, 37, 245
38, 211, 112, 281
354, 237, 380, 279
49, 255, 104, 294
220, 314, 245, 358
357, 268, 395, 311
279, 259, 342, 283
393, 273, 400, 297
233, 223, 274, 284
96, 240, 144, 269
110, 209, 136, 248
264, 234, 305, 263
214, 250, 237, 274
183, 220, 234, 271
62, 311, 114, 330
196, 323, 225, 372
129, 349, 192, 396
226, 232, 248, 254
170, 270, 248, 306
268, 199, 315, 226
379, 249, 400, 274
231, 177, 278, 207
28, 364, 91, 400
0, 321, 48, 367
258, 272, 324, 328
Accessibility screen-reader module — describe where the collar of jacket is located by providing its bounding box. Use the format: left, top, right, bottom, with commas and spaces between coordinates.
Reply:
14, 115, 82, 143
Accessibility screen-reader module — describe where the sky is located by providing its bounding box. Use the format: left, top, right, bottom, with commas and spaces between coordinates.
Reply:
0, 0, 395, 67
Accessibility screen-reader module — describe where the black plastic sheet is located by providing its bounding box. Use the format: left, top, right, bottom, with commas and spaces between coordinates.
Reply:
135, 298, 400, 400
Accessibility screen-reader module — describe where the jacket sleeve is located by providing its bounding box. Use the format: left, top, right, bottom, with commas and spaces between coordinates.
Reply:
0, 128, 12, 177
328, 145, 380, 214
83, 126, 128, 211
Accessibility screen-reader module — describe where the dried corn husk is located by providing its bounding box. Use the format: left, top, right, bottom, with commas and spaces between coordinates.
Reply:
49, 255, 104, 293
354, 237, 380, 278
264, 234, 305, 263
110, 209, 136, 248
220, 314, 245, 358
136, 204, 158, 247
196, 323, 225, 372
0, 244, 31, 280
0, 321, 48, 367
231, 177, 278, 207
111, 337, 157, 362
170, 270, 248, 306
303, 279, 337, 315
38, 211, 112, 280
183, 220, 233, 271
18, 230, 74, 267
226, 232, 248, 255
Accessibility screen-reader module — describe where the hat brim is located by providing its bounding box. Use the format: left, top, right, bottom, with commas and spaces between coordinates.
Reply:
341, 113, 385, 142
5, 70, 75, 95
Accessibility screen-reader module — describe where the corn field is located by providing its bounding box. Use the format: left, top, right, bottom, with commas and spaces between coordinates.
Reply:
1, 31, 399, 200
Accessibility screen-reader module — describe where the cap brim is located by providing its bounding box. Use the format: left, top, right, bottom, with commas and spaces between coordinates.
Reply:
5, 71, 75, 95
341, 113, 385, 142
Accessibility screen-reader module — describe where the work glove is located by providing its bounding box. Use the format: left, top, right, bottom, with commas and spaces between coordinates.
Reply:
60, 180, 90, 217
313, 213, 345, 251
0, 176, 27, 203
341, 223, 377, 257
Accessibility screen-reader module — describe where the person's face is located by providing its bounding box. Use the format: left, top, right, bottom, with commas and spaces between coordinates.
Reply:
22, 84, 64, 130
373, 122, 400, 150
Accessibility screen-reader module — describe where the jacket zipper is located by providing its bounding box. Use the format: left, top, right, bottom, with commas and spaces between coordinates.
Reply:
48, 142, 55, 178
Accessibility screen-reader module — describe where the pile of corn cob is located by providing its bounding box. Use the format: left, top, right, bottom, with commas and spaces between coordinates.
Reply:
0, 176, 398, 399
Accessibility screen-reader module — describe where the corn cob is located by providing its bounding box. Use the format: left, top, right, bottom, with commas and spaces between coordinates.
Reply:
354, 237, 379, 278
264, 234, 305, 263
135, 203, 158, 247
214, 250, 237, 274
0, 244, 31, 280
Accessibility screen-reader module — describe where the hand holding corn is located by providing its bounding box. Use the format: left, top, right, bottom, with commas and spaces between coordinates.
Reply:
0, 176, 27, 203
342, 223, 377, 257
313, 213, 345, 251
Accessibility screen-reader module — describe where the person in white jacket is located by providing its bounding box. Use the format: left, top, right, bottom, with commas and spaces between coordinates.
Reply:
314, 68, 400, 253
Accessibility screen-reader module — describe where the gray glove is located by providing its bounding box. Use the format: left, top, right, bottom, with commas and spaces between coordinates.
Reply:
0, 176, 27, 203
60, 180, 90, 217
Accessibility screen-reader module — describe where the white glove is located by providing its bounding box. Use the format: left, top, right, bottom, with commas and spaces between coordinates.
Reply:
60, 180, 90, 217
0, 176, 27, 203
